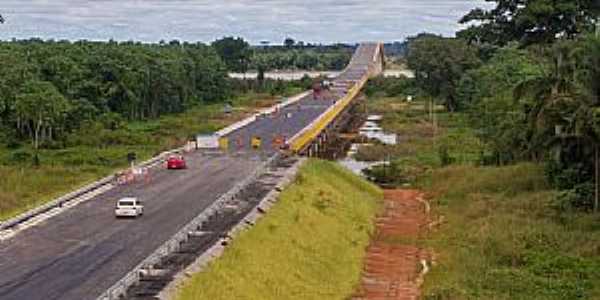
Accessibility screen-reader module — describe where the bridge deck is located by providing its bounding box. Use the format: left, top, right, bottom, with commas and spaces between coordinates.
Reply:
225, 43, 382, 153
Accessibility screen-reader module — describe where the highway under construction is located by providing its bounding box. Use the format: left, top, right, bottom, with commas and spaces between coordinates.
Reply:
0, 43, 385, 300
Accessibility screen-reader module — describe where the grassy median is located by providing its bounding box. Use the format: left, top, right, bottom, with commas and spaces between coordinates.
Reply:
175, 159, 382, 300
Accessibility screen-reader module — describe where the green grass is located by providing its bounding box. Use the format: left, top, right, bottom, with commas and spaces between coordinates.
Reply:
358, 96, 483, 185
175, 159, 382, 300
0, 93, 279, 221
421, 164, 600, 300
364, 95, 600, 299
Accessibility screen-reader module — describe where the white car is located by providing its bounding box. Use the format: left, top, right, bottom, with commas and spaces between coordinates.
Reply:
115, 197, 144, 218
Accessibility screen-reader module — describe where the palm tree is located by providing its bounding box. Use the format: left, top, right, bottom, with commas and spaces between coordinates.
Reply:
515, 39, 600, 212
572, 34, 600, 212
513, 41, 577, 161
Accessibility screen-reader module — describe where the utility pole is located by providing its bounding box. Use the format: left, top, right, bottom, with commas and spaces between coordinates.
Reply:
594, 145, 600, 213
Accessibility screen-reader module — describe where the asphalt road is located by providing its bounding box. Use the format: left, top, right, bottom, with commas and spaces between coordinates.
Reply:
0, 153, 263, 300
0, 43, 381, 300
225, 43, 379, 152
227, 95, 338, 152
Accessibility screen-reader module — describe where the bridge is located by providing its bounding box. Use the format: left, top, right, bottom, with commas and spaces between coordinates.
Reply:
0, 43, 384, 300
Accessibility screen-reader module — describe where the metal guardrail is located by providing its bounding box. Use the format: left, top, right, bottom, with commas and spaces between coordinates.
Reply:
0, 90, 311, 233
0, 146, 184, 232
286, 43, 384, 153
287, 75, 369, 153
0, 174, 114, 231
96, 153, 281, 300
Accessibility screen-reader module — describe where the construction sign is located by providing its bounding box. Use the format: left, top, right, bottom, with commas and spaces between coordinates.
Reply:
272, 135, 285, 149
251, 136, 262, 149
218, 137, 229, 151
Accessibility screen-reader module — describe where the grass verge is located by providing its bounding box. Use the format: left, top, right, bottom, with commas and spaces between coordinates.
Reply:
421, 164, 600, 300
362, 96, 600, 299
175, 159, 382, 300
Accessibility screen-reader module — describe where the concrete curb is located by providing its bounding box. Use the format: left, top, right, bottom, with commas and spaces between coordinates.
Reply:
96, 154, 286, 300
156, 157, 307, 300
0, 146, 185, 237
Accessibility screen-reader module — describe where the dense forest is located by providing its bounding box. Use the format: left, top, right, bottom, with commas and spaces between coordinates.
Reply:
0, 40, 232, 150
399, 0, 600, 212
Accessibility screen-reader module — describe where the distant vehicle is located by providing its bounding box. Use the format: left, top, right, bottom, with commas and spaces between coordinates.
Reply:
115, 197, 144, 218
167, 155, 187, 169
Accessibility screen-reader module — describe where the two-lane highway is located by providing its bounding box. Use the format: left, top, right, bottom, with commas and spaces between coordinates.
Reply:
0, 153, 262, 300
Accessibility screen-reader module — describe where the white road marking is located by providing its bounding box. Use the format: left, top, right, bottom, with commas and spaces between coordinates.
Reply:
0, 184, 114, 242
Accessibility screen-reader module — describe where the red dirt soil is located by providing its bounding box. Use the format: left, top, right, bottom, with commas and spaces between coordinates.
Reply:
353, 189, 430, 300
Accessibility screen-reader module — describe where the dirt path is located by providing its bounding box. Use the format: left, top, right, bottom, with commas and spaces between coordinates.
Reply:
353, 189, 430, 300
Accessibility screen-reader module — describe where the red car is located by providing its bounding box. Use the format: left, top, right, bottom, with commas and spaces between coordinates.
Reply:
166, 155, 187, 169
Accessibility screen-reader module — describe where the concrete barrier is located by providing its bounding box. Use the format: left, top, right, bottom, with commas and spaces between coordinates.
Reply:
0, 145, 182, 234
287, 76, 368, 153
216, 91, 310, 137
157, 157, 307, 300
0, 175, 115, 231
96, 154, 282, 300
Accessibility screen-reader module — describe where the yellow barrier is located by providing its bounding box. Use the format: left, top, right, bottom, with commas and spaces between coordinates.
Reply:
218, 137, 229, 150
289, 75, 369, 153
251, 136, 262, 149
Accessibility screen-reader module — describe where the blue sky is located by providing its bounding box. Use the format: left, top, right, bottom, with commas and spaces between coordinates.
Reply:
0, 1, 488, 44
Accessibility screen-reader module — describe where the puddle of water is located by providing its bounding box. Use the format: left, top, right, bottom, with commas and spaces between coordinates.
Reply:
338, 115, 396, 176
358, 115, 397, 145
337, 158, 386, 177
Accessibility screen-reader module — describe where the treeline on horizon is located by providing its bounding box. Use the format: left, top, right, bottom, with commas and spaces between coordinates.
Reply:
211, 36, 353, 72
0, 36, 349, 151
386, 0, 600, 212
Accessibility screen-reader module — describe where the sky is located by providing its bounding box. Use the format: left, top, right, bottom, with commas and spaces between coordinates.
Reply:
0, 0, 488, 44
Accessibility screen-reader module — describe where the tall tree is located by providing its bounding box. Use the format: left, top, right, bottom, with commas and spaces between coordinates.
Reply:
459, 0, 600, 46
212, 37, 250, 72
406, 35, 480, 112
459, 47, 543, 163
15, 80, 71, 149
513, 41, 578, 160
573, 34, 600, 211
284, 37, 295, 48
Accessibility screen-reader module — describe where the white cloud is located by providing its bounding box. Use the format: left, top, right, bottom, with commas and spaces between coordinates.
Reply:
0, 0, 490, 43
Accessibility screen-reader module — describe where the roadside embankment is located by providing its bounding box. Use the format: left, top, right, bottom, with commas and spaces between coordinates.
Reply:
174, 159, 382, 300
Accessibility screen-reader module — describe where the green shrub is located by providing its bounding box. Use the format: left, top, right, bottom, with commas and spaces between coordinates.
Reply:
553, 183, 595, 212
438, 145, 454, 167
8, 150, 33, 164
